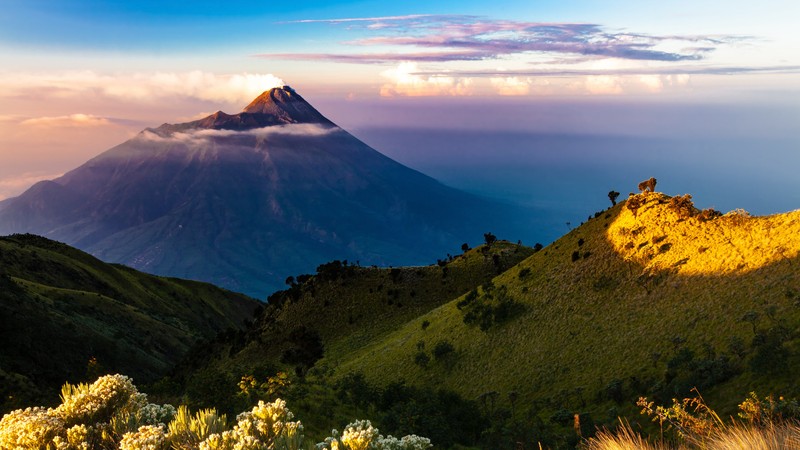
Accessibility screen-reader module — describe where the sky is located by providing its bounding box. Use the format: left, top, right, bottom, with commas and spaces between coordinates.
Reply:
1, 0, 799, 232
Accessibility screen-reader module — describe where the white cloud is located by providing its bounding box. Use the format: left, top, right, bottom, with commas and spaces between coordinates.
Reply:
0, 71, 286, 106
490, 77, 531, 96
138, 123, 339, 145
20, 113, 113, 128
380, 62, 473, 97
584, 75, 624, 95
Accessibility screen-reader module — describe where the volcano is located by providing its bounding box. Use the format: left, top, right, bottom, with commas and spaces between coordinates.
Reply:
0, 86, 532, 297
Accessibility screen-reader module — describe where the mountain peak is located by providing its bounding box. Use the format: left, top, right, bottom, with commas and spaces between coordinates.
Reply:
241, 86, 331, 124
151, 85, 334, 133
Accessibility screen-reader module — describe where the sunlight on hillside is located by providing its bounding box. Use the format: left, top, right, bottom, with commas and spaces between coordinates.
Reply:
606, 192, 800, 275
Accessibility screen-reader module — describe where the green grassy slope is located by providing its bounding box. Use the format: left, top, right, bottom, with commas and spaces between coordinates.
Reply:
335, 192, 800, 421
172, 241, 534, 403
0, 234, 260, 413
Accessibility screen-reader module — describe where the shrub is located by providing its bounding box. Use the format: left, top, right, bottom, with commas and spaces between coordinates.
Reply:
414, 352, 430, 368
608, 190, 620, 206
668, 194, 697, 219
432, 341, 455, 361
458, 284, 524, 331
0, 375, 431, 450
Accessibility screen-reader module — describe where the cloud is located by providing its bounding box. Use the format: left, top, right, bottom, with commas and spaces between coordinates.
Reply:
283, 14, 437, 24
138, 123, 340, 145
411, 65, 800, 78
490, 77, 531, 96
0, 71, 286, 106
380, 62, 473, 97
263, 15, 740, 64
20, 113, 113, 128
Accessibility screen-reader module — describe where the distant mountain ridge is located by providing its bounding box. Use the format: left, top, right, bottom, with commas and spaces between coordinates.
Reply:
0, 86, 533, 297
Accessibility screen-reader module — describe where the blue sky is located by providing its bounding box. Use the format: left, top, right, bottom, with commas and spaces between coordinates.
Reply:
1, 0, 799, 217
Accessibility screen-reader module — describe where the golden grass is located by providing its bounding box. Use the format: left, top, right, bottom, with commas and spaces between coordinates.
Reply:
585, 422, 800, 450
607, 192, 800, 276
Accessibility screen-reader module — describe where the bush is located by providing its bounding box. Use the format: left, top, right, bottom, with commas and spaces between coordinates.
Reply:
414, 352, 430, 368
432, 341, 455, 361
0, 374, 431, 450
458, 283, 524, 331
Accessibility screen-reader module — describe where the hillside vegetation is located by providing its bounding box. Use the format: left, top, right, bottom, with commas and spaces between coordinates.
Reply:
333, 192, 800, 439
6, 189, 799, 448
169, 241, 534, 424
0, 234, 259, 414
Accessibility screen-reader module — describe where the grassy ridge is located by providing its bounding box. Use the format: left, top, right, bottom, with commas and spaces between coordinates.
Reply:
170, 241, 534, 413
0, 234, 259, 413
334, 193, 800, 421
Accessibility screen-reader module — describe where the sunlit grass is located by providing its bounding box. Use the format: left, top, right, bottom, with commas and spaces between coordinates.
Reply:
334, 190, 800, 424
585, 421, 800, 450
606, 192, 800, 275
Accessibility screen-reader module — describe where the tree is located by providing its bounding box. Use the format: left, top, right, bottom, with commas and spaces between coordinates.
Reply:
483, 232, 497, 246
608, 190, 620, 206
461, 243, 470, 253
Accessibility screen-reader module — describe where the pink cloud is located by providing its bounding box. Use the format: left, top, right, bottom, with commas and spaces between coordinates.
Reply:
263, 16, 736, 64
21, 113, 114, 128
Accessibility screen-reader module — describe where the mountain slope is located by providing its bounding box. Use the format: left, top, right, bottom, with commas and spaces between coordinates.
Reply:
0, 234, 259, 413
169, 241, 535, 409
331, 192, 800, 417
0, 86, 534, 298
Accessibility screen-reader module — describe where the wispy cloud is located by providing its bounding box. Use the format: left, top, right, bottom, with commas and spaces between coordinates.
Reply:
262, 15, 742, 64
0, 71, 285, 106
409, 65, 800, 78
282, 14, 437, 24
379, 62, 473, 97
138, 123, 340, 145
20, 113, 114, 128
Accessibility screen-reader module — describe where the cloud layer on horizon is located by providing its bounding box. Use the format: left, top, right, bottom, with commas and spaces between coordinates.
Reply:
0, 71, 285, 106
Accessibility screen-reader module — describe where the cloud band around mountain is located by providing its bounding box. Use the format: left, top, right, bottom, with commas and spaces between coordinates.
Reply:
139, 123, 340, 145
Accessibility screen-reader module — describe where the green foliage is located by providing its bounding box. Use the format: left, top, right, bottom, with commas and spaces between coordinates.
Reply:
738, 392, 800, 425
335, 376, 484, 448
608, 191, 620, 206
0, 234, 258, 415
457, 282, 525, 331
432, 341, 455, 361
413, 352, 430, 368
172, 241, 533, 422
750, 325, 792, 374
